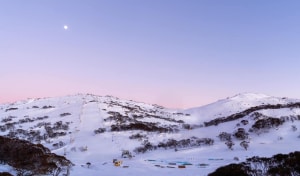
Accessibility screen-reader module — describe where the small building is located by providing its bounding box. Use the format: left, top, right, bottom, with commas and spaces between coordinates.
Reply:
114, 160, 123, 167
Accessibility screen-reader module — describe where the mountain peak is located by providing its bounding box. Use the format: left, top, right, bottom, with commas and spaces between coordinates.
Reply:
184, 92, 299, 124
228, 93, 271, 101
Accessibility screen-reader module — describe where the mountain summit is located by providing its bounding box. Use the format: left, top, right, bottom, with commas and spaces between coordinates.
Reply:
184, 93, 298, 123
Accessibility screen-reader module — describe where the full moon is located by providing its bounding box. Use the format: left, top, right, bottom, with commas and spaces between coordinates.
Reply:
63, 25, 68, 30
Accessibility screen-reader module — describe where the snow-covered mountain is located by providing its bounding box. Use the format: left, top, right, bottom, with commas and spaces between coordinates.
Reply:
184, 93, 299, 123
0, 93, 300, 176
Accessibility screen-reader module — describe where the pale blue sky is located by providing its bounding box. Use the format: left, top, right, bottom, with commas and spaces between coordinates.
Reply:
1, 1, 300, 108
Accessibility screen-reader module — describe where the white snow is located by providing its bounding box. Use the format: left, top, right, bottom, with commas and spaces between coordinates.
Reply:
183, 93, 299, 124
0, 93, 300, 176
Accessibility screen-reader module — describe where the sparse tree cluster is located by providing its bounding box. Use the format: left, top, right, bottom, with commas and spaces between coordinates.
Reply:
111, 121, 177, 133
240, 141, 249, 150
251, 117, 284, 133
0, 119, 70, 143
0, 120, 71, 143
102, 103, 185, 134
129, 133, 147, 140
218, 131, 235, 150
225, 140, 235, 150
0, 116, 49, 134
133, 140, 156, 153
204, 102, 300, 127
94, 128, 106, 134
60, 113, 72, 117
52, 141, 65, 149
42, 105, 55, 109
134, 137, 214, 154
240, 120, 249, 125
219, 130, 250, 150
218, 132, 232, 141
44, 121, 69, 139
233, 128, 248, 140
5, 108, 18, 112
1, 116, 16, 123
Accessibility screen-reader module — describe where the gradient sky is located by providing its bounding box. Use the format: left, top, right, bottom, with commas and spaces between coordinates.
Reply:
1, 0, 300, 108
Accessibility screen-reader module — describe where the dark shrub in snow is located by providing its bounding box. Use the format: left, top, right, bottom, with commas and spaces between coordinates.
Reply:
0, 136, 72, 176
209, 151, 300, 176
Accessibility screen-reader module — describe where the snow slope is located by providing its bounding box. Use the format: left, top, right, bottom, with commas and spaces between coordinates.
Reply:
183, 93, 299, 124
0, 93, 300, 176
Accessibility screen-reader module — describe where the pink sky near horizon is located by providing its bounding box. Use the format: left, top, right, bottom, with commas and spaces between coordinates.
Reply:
2, 1, 300, 108
0, 74, 229, 109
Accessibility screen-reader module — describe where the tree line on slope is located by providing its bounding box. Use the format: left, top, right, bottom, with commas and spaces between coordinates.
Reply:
204, 102, 300, 126
133, 137, 214, 153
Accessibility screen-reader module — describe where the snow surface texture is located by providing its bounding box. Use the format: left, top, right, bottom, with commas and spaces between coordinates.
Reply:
0, 93, 300, 176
